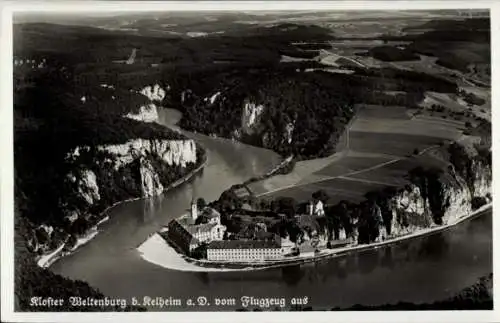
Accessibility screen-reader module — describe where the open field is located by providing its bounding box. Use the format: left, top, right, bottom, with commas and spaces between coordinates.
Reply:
255, 99, 472, 203
350, 132, 442, 156
263, 148, 451, 203
348, 151, 450, 185
350, 119, 462, 138
314, 155, 394, 177
355, 105, 411, 119
419, 91, 491, 122
215, 17, 489, 205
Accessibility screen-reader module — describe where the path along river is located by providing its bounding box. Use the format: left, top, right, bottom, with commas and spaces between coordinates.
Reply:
50, 108, 492, 311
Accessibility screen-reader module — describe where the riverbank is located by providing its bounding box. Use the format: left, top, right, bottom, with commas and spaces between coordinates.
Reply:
136, 203, 492, 272
244, 155, 295, 186
38, 153, 208, 269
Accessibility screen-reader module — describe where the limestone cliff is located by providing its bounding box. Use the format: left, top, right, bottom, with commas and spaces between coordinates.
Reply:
140, 84, 167, 102
67, 138, 197, 170
393, 160, 486, 240
125, 84, 169, 122
125, 104, 159, 123
319, 143, 491, 246
238, 100, 298, 151
29, 134, 200, 260
241, 101, 265, 134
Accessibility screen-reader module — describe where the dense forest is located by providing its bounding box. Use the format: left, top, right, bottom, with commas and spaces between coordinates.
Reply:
15, 213, 146, 312
15, 67, 190, 228
14, 66, 203, 308
366, 45, 420, 62
12, 21, 336, 311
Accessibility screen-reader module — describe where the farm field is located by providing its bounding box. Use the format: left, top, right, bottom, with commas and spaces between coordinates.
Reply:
347, 152, 450, 186
352, 105, 464, 139
249, 17, 489, 206
254, 101, 469, 204
263, 149, 451, 203
355, 105, 411, 119
349, 132, 443, 156
314, 155, 395, 177
264, 177, 389, 205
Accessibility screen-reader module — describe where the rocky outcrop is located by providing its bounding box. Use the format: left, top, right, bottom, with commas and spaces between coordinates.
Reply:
204, 91, 221, 105
28, 137, 201, 260
388, 161, 488, 238
125, 104, 159, 123
390, 185, 432, 235
139, 156, 165, 197
67, 138, 197, 170
76, 169, 101, 205
285, 121, 295, 144
65, 138, 197, 202
241, 101, 265, 134
125, 84, 169, 122
140, 84, 167, 102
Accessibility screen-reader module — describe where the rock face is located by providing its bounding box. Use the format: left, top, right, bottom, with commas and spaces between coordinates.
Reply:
237, 99, 298, 152
241, 101, 265, 133
77, 169, 101, 205
139, 156, 165, 197
285, 121, 295, 144
28, 135, 200, 257
28, 80, 200, 256
66, 138, 198, 196
140, 84, 167, 102
125, 84, 168, 122
125, 104, 159, 123
321, 143, 491, 245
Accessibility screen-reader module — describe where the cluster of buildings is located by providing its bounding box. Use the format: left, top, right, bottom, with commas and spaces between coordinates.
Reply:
167, 200, 226, 253
167, 197, 285, 263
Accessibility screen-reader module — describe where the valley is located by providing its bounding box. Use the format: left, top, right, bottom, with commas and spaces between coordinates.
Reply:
11, 10, 492, 312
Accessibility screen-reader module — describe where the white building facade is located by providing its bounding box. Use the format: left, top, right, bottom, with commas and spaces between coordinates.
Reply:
307, 200, 325, 216
206, 238, 283, 262
188, 223, 226, 243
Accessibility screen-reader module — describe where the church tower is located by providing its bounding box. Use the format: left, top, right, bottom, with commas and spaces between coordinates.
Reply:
191, 199, 198, 222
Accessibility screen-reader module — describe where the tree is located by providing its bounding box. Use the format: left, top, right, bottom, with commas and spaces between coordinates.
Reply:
312, 189, 329, 203
276, 196, 297, 217
218, 189, 243, 212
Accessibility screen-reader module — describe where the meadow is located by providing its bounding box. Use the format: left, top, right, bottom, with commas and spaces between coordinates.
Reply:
259, 99, 474, 205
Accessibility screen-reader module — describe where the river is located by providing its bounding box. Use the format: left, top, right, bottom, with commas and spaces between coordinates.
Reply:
50, 108, 492, 311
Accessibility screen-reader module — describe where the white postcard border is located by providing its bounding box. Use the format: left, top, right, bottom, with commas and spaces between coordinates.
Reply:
1, 1, 498, 322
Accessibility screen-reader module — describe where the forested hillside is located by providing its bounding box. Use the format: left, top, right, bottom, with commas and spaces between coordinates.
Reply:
14, 66, 203, 309
175, 65, 457, 158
